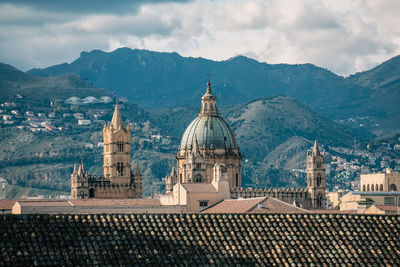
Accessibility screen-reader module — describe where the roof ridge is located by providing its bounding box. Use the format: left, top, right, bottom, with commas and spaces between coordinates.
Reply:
246, 197, 269, 212
198, 199, 224, 212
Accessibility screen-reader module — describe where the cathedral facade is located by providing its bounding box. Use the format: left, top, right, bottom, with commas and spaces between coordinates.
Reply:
70, 101, 142, 199
166, 82, 326, 209
231, 140, 327, 209
165, 82, 243, 192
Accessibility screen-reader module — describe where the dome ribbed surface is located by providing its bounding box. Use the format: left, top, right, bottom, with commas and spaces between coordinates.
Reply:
180, 115, 237, 150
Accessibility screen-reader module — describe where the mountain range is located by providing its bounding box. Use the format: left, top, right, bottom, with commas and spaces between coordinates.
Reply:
1, 48, 400, 197
28, 47, 400, 136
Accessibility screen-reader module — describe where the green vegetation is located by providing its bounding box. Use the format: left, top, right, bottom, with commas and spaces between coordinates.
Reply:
2, 52, 400, 198
6, 184, 68, 199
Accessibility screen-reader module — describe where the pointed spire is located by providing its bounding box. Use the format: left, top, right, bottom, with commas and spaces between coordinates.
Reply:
77, 163, 82, 175
135, 164, 141, 176
78, 161, 85, 175
193, 134, 199, 155
313, 140, 320, 156
111, 98, 124, 129
73, 163, 77, 174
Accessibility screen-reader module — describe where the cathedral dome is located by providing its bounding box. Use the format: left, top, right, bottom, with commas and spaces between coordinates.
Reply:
179, 82, 238, 151
180, 115, 238, 150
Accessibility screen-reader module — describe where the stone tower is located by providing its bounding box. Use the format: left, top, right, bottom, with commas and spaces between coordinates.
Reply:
103, 100, 132, 184
70, 162, 88, 199
71, 99, 142, 199
307, 140, 326, 208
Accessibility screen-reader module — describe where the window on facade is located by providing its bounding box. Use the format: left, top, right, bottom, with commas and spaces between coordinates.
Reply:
179, 173, 182, 183
384, 197, 395, 206
196, 163, 201, 170
362, 185, 366, 191
194, 174, 202, 183
117, 141, 124, 152
117, 162, 124, 176
380, 184, 383, 191
390, 184, 397, 191
236, 173, 239, 187
375, 184, 379, 191
199, 201, 208, 207
209, 103, 213, 111
89, 188, 95, 198
317, 162, 321, 168
371, 185, 374, 191
316, 194, 323, 207
367, 184, 370, 191
317, 174, 322, 187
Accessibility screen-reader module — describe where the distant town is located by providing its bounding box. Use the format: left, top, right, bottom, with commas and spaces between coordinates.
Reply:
1, 94, 400, 199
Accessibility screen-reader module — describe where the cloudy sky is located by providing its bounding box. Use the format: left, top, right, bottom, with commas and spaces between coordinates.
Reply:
0, 0, 399, 76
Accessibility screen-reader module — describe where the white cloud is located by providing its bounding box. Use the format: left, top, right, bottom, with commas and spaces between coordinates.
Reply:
0, 0, 399, 75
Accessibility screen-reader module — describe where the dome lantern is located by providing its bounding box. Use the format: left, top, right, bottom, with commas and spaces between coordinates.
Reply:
200, 81, 218, 115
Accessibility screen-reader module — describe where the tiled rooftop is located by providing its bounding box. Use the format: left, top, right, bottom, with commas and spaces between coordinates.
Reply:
1, 213, 399, 265
0, 200, 17, 210
181, 183, 216, 193
201, 197, 309, 213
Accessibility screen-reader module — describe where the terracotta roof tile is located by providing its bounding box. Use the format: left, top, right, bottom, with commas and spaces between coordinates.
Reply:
202, 197, 309, 214
201, 197, 265, 213
16, 200, 72, 207
0, 213, 399, 265
69, 198, 160, 206
181, 183, 216, 193
376, 205, 398, 212
248, 197, 310, 213
0, 200, 17, 210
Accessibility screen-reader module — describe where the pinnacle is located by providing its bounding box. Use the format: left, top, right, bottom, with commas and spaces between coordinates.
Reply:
111, 98, 124, 129
313, 140, 320, 156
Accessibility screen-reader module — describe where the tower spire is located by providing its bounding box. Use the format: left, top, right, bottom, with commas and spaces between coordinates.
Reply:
135, 164, 141, 176
73, 163, 77, 174
313, 140, 320, 156
111, 98, 124, 129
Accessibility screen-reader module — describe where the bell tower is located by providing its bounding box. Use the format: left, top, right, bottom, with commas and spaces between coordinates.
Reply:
307, 140, 326, 208
103, 99, 132, 184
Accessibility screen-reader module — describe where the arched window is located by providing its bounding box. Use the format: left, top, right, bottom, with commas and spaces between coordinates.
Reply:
380, 184, 383, 191
362, 185, 366, 191
89, 188, 95, 198
371, 185, 374, 191
117, 141, 124, 152
375, 184, 379, 191
209, 103, 213, 111
367, 184, 370, 191
236, 173, 239, 187
317, 162, 321, 168
316, 194, 323, 207
390, 184, 397, 191
316, 174, 322, 187
194, 174, 202, 183
117, 162, 124, 176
